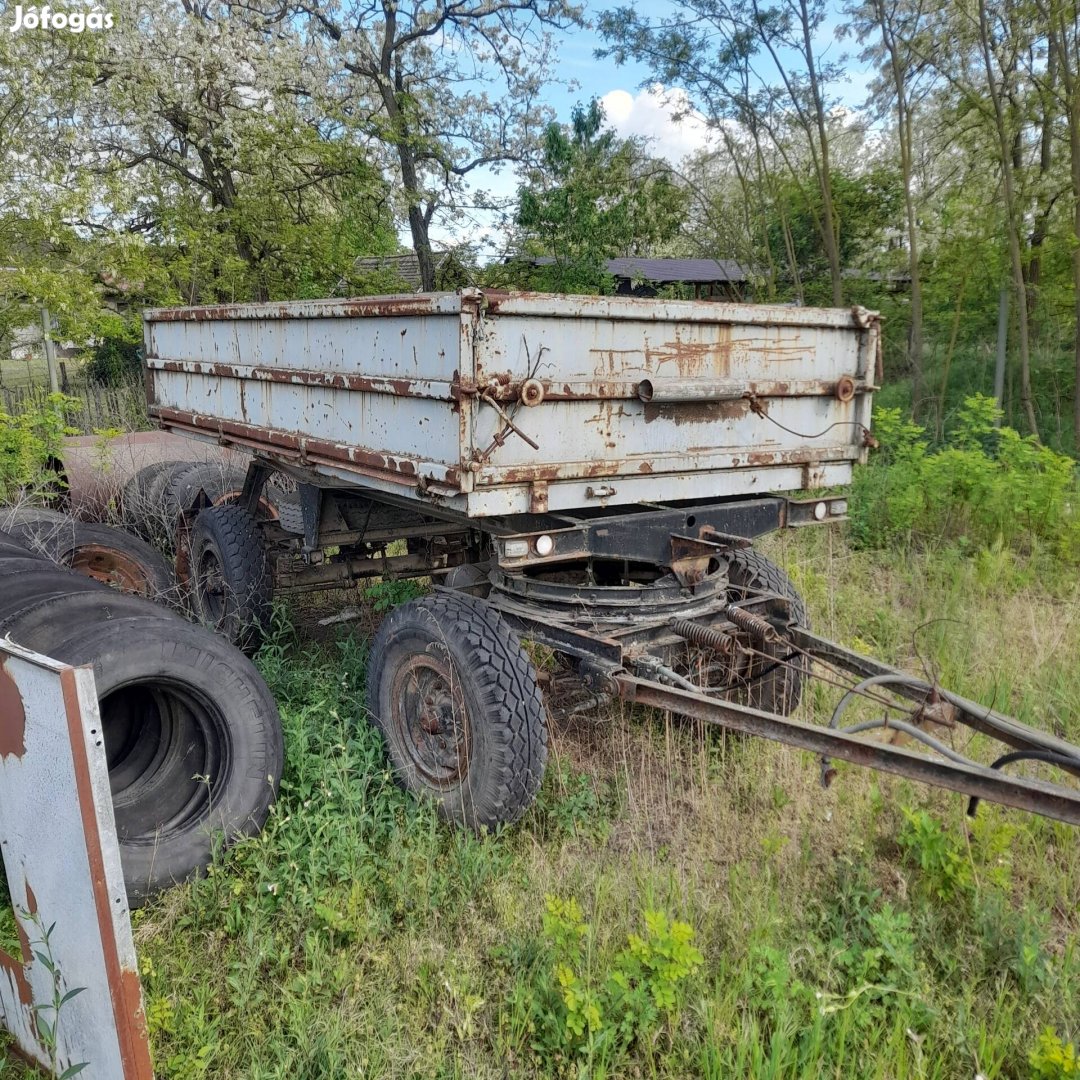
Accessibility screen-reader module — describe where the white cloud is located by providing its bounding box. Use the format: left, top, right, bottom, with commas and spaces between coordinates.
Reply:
599, 85, 718, 165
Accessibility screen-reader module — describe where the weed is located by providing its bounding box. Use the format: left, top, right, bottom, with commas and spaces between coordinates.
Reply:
898, 807, 973, 900
361, 576, 427, 613
1030, 1029, 1080, 1079
851, 395, 1080, 563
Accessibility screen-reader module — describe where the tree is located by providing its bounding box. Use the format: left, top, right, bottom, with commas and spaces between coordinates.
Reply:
850, 0, 935, 416
1037, 0, 1080, 444
68, 0, 396, 304
511, 100, 688, 292
293, 0, 581, 291
598, 0, 849, 304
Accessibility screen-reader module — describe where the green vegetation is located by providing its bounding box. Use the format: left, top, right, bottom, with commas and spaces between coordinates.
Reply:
119, 461, 1079, 1076
851, 395, 1080, 563
0, 394, 75, 502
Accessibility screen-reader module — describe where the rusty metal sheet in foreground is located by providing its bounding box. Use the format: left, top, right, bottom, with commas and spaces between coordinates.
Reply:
0, 641, 152, 1078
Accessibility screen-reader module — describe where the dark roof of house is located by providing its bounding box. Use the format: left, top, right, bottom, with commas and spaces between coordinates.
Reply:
606, 258, 748, 283
524, 257, 748, 283
349, 252, 456, 290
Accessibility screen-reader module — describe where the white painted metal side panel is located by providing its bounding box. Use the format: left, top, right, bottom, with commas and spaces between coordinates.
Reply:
145, 299, 470, 481
144, 290, 878, 517
0, 642, 152, 1079
470, 307, 870, 475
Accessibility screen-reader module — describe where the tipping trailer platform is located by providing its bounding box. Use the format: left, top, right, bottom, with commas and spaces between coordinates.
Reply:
142, 290, 1080, 830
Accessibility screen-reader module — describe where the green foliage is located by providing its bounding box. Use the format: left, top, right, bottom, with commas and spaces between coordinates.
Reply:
530, 895, 703, 1067
898, 808, 973, 900
21, 908, 89, 1079
85, 321, 143, 386
1030, 1029, 1080, 1080
512, 100, 688, 293
0, 393, 76, 501
766, 167, 904, 302
851, 395, 1080, 562
361, 577, 428, 614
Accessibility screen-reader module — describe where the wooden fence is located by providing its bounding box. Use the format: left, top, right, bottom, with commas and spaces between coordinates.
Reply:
0, 379, 149, 434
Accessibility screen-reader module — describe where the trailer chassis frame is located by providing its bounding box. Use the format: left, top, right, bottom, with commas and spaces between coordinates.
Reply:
232, 457, 1080, 826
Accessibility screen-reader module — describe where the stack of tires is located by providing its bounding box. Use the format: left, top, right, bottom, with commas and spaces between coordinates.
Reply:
1, 506, 175, 600
120, 459, 285, 548
0, 528, 283, 906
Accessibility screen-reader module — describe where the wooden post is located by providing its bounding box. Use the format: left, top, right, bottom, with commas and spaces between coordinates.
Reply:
40, 306, 59, 394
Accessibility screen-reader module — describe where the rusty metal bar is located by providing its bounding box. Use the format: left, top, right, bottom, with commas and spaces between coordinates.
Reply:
792, 628, 1080, 773
151, 407, 459, 489
145, 358, 456, 402
276, 551, 448, 592
616, 673, 1080, 826
635, 377, 867, 403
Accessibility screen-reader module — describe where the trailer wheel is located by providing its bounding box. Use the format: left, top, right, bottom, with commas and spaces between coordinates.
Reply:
727, 549, 809, 715
1, 509, 175, 599
443, 562, 492, 596
188, 504, 272, 651
367, 594, 547, 829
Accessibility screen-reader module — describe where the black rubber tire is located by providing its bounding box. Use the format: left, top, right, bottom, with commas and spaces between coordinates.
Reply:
442, 562, 492, 596
0, 566, 108, 622
0, 510, 175, 599
3, 611, 283, 905
0, 527, 38, 558
162, 462, 247, 525
367, 593, 548, 829
726, 549, 809, 716
0, 585, 166, 644
0, 555, 63, 579
0, 505, 67, 532
121, 460, 186, 540
188, 504, 272, 651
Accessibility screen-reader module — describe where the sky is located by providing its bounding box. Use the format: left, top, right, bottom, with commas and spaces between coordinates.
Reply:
432, 0, 877, 257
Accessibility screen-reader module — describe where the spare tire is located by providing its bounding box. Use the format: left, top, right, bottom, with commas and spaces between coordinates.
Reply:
1, 563, 283, 906
1, 509, 175, 599
162, 462, 248, 524
121, 460, 184, 537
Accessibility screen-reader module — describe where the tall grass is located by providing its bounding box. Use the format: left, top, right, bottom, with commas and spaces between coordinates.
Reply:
113, 513, 1080, 1079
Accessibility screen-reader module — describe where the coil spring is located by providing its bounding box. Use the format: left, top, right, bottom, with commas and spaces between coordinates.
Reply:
723, 604, 781, 644
670, 619, 735, 653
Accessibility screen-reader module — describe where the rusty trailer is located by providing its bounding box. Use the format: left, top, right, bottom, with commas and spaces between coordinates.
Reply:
142, 290, 1080, 831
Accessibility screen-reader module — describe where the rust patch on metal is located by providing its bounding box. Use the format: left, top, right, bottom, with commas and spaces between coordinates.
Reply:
70, 545, 153, 596
835, 375, 856, 402
151, 407, 457, 490
60, 668, 155, 1079
0, 925, 33, 1004
152, 360, 433, 399
147, 295, 441, 322
0, 662, 26, 760
642, 399, 751, 425
645, 323, 732, 378
529, 481, 549, 514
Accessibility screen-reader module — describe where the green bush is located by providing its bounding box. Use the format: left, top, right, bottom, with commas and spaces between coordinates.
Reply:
1030, 1028, 1080, 1079
851, 394, 1080, 562
0, 393, 76, 501
85, 327, 143, 386
528, 895, 703, 1069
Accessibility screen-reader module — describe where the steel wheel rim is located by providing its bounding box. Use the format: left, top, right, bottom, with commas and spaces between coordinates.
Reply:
70, 544, 151, 595
197, 546, 228, 625
390, 652, 471, 787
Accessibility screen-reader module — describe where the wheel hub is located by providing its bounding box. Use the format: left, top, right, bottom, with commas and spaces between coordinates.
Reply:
71, 544, 151, 595
390, 653, 470, 787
